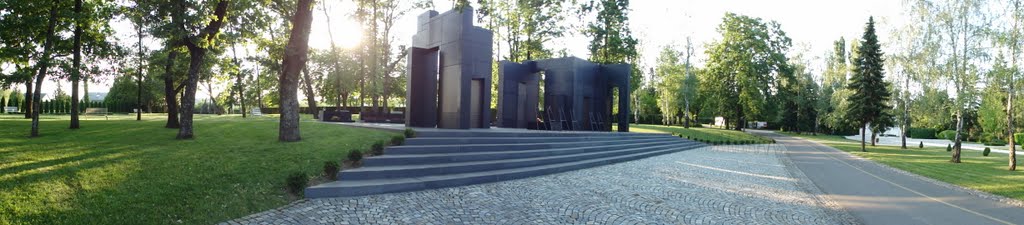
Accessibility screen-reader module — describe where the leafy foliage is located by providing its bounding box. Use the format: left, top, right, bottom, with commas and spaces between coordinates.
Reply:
701, 13, 791, 130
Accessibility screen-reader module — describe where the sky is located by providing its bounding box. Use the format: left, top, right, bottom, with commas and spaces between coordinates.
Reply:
16, 0, 909, 101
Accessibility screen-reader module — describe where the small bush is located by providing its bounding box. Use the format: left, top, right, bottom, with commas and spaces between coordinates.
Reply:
391, 135, 405, 146
371, 141, 385, 155
347, 149, 364, 162
323, 161, 340, 180
404, 128, 416, 138
1016, 133, 1024, 143
286, 171, 308, 196
919, 141, 923, 149
937, 130, 958, 141
983, 147, 991, 156
946, 144, 952, 152
907, 128, 938, 139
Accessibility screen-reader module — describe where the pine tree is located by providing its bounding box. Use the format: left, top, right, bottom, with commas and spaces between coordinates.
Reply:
846, 17, 891, 152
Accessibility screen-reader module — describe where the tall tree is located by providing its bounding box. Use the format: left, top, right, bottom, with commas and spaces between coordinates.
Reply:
581, 0, 640, 123
30, 2, 60, 137
998, 0, 1023, 170
69, 0, 83, 128
140, 0, 231, 139
924, 0, 989, 162
846, 16, 892, 152
701, 13, 791, 130
279, 0, 315, 142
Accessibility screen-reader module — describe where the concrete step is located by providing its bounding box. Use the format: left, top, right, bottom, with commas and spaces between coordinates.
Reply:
366, 139, 687, 166
404, 135, 671, 145
305, 143, 704, 198
414, 130, 666, 138
386, 136, 679, 155
340, 142, 700, 180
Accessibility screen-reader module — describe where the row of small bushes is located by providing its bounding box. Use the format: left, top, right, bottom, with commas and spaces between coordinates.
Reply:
940, 143, 993, 157
675, 133, 775, 145
285, 128, 416, 196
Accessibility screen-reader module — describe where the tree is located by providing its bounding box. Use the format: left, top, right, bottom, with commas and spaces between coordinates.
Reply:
30, 2, 61, 137
996, 0, 1023, 170
654, 45, 681, 125
139, 0, 231, 139
927, 0, 989, 163
278, 0, 315, 142
580, 0, 640, 123
846, 16, 891, 152
701, 13, 791, 130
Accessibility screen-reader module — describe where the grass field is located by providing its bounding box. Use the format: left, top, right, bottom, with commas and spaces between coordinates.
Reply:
784, 132, 1024, 201
627, 124, 771, 143
0, 113, 396, 225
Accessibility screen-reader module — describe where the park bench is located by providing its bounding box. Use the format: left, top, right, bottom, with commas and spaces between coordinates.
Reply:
84, 108, 109, 120
4, 106, 18, 113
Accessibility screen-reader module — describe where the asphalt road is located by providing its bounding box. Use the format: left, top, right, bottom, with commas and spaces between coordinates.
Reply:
754, 130, 1024, 225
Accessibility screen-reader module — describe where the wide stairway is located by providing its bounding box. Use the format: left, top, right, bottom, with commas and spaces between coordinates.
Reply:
305, 130, 705, 198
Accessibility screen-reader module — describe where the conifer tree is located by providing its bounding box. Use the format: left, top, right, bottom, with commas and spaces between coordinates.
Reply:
846, 17, 891, 152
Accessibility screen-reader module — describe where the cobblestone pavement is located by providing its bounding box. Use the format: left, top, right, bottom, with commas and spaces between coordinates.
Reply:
222, 145, 848, 225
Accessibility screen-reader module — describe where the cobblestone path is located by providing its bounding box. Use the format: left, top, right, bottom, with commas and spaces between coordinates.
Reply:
223, 145, 849, 225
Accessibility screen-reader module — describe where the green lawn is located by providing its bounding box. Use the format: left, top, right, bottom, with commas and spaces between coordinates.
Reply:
0, 113, 397, 225
783, 132, 1024, 201
626, 124, 771, 143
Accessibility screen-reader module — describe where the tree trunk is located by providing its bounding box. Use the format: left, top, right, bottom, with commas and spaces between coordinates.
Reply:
136, 23, 144, 121
861, 124, 867, 152
734, 106, 743, 131
163, 50, 181, 128
70, 0, 83, 129
31, 3, 59, 137
24, 72, 33, 119
177, 47, 206, 139
301, 67, 318, 119
952, 111, 963, 163
232, 44, 246, 118
278, 0, 315, 142
871, 131, 877, 146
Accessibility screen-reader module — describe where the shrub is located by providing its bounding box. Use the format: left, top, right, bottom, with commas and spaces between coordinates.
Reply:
1016, 133, 1024, 143
286, 171, 308, 196
919, 141, 923, 149
371, 141, 385, 155
907, 128, 938, 139
391, 135, 405, 146
347, 149, 364, 162
946, 144, 952, 152
983, 147, 991, 156
404, 128, 416, 138
323, 161, 340, 180
983, 138, 1007, 146
937, 130, 958, 141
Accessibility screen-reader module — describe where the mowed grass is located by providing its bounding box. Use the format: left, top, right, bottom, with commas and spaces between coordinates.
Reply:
0, 113, 396, 225
626, 124, 770, 142
784, 133, 1024, 201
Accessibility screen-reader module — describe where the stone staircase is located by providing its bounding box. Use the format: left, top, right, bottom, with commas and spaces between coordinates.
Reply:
305, 130, 705, 198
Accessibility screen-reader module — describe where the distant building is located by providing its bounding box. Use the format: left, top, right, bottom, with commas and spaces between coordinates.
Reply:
87, 92, 106, 102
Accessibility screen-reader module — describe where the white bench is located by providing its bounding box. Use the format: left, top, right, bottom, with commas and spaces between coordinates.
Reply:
251, 108, 263, 116
4, 106, 18, 113
84, 108, 109, 120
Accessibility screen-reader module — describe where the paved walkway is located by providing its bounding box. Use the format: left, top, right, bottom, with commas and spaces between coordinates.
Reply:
760, 130, 1024, 225
223, 145, 846, 225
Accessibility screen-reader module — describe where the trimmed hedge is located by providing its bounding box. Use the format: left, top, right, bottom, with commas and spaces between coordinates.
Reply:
907, 128, 938, 139
937, 130, 958, 141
